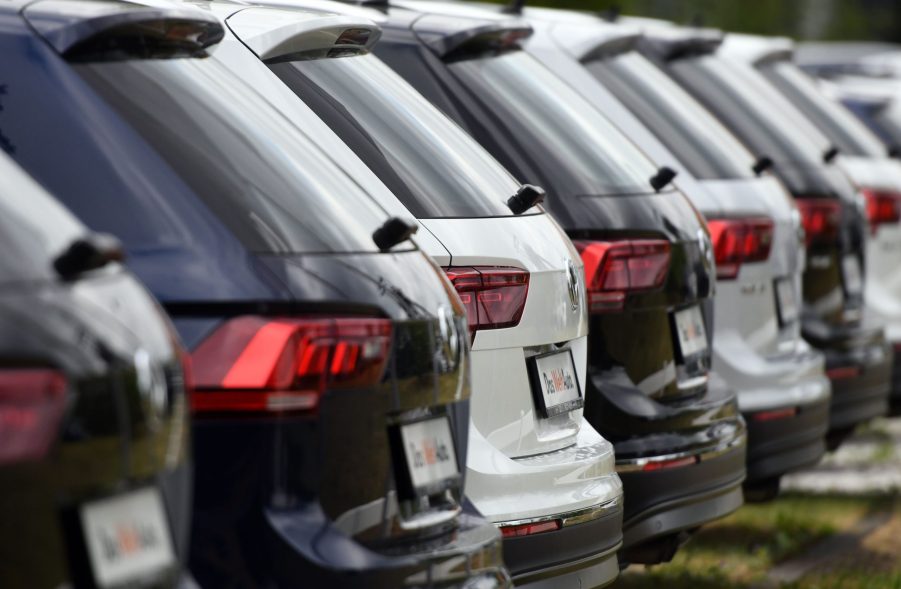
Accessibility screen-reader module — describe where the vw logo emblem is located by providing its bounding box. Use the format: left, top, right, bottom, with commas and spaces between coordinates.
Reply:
566, 259, 580, 312
134, 348, 168, 426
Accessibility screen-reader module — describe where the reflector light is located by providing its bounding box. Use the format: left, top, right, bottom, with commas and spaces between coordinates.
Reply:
826, 366, 861, 380
190, 317, 391, 414
706, 218, 774, 280
572, 240, 670, 314
862, 188, 901, 234
796, 198, 842, 246
640, 456, 698, 472
499, 519, 561, 538
0, 369, 67, 465
751, 407, 798, 422
444, 267, 529, 337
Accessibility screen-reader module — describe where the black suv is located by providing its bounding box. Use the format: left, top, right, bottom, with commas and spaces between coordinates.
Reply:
0, 1, 509, 586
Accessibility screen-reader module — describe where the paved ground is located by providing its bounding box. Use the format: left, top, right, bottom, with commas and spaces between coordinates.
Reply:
782, 417, 901, 495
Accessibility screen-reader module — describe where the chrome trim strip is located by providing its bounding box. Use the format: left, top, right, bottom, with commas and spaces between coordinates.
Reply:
615, 433, 747, 473
495, 495, 623, 530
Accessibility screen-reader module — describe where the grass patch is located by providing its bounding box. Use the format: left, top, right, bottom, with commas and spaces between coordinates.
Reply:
614, 494, 892, 588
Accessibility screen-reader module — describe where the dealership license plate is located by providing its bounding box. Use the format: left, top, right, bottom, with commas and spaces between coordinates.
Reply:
674, 305, 708, 359
400, 416, 459, 492
842, 255, 863, 295
80, 487, 176, 589
775, 278, 799, 325
529, 349, 582, 418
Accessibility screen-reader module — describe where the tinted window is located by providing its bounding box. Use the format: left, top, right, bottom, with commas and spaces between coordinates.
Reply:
448, 51, 659, 197
760, 62, 886, 158
0, 155, 84, 283
73, 57, 390, 254
272, 54, 521, 219
587, 52, 756, 180
669, 55, 833, 168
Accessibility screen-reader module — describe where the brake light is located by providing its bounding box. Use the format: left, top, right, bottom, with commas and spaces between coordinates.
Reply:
862, 188, 901, 234
190, 317, 391, 414
751, 407, 798, 422
572, 240, 670, 313
499, 519, 561, 538
706, 218, 774, 280
0, 369, 67, 465
444, 267, 529, 336
796, 198, 842, 246
826, 366, 861, 380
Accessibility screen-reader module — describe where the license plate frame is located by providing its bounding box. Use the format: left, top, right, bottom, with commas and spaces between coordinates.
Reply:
390, 414, 461, 500
672, 305, 709, 361
80, 487, 177, 589
842, 255, 863, 296
775, 278, 800, 326
527, 348, 583, 419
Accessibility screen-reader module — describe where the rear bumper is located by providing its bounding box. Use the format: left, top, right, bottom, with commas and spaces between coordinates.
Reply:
500, 499, 623, 589
823, 337, 892, 431
262, 506, 511, 589
744, 398, 829, 483
616, 427, 747, 551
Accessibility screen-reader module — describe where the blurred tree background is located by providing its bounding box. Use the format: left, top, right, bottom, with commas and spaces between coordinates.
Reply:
483, 0, 901, 41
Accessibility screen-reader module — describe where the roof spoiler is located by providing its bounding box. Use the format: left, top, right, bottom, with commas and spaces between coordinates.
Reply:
226, 7, 381, 62
568, 29, 641, 63
412, 14, 532, 58
638, 27, 723, 61
23, 0, 223, 59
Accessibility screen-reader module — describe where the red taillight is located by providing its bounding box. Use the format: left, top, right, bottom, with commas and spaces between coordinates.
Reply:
444, 267, 529, 336
706, 218, 774, 280
796, 198, 842, 246
826, 365, 861, 380
0, 369, 67, 465
190, 317, 391, 414
499, 519, 561, 538
572, 240, 670, 314
862, 188, 901, 234
641, 455, 698, 472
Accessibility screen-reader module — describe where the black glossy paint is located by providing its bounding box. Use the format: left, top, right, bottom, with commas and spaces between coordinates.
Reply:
370, 6, 745, 559
0, 4, 508, 587
0, 167, 189, 589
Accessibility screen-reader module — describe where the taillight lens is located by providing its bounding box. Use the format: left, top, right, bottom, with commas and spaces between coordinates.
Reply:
572, 240, 670, 313
499, 519, 561, 538
706, 218, 774, 280
444, 267, 529, 336
190, 317, 391, 414
0, 369, 67, 465
862, 188, 901, 234
796, 198, 842, 246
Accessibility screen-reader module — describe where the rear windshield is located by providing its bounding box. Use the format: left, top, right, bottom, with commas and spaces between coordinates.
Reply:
448, 50, 660, 197
71, 56, 391, 254
271, 53, 521, 219
586, 52, 756, 180
668, 55, 833, 169
0, 156, 85, 283
759, 61, 887, 158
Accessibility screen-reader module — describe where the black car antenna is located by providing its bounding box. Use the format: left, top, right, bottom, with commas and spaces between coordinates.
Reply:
598, 4, 620, 22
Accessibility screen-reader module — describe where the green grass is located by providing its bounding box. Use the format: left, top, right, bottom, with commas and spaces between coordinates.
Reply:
613, 494, 897, 589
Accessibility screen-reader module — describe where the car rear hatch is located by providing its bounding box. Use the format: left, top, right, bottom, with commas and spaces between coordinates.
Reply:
18, 0, 474, 558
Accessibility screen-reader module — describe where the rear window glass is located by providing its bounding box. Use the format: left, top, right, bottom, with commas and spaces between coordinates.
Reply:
586, 52, 756, 180
271, 53, 521, 219
668, 55, 833, 169
448, 50, 660, 197
760, 62, 887, 158
72, 56, 390, 254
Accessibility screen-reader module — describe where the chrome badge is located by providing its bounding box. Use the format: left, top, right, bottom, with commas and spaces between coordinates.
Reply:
566, 258, 580, 312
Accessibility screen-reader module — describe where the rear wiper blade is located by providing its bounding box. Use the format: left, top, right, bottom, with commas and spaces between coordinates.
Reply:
507, 184, 546, 214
